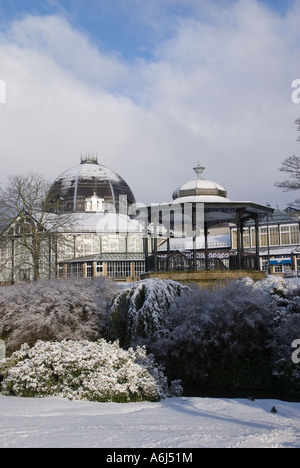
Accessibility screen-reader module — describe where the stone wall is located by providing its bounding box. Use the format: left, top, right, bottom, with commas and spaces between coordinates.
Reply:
141, 270, 266, 288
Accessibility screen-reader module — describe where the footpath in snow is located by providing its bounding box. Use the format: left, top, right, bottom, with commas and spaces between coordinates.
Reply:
0, 396, 300, 448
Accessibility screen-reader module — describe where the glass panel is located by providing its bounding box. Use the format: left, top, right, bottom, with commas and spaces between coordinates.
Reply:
269, 226, 279, 246
260, 227, 268, 247
280, 225, 290, 245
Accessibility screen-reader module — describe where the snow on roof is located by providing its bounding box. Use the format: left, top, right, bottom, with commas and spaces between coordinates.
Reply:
178, 178, 226, 192
172, 163, 229, 202
56, 161, 123, 190
67, 212, 143, 233
171, 195, 232, 204
158, 234, 231, 251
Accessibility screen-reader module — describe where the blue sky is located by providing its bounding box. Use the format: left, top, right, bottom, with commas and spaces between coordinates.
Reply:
0, 0, 292, 60
0, 0, 193, 60
0, 0, 300, 207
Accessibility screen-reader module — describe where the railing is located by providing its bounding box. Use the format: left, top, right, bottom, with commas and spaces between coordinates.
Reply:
284, 270, 300, 278
146, 252, 258, 272
158, 241, 231, 251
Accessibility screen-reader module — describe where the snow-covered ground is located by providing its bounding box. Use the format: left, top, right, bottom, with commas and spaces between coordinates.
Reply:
0, 396, 300, 448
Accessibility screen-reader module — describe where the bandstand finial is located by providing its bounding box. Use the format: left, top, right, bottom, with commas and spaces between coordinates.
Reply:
193, 162, 205, 179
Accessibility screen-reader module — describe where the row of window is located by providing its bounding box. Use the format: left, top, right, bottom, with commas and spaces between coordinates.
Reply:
231, 224, 300, 249
107, 261, 144, 278
58, 234, 144, 260
61, 261, 145, 279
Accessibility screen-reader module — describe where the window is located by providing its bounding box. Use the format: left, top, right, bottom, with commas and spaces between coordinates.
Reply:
93, 236, 100, 254
291, 225, 300, 244
86, 262, 93, 278
231, 229, 237, 249
134, 261, 145, 276
58, 264, 64, 278
67, 263, 83, 278
242, 228, 250, 248
85, 194, 104, 212
269, 226, 279, 246
280, 225, 290, 245
102, 236, 123, 253
261, 257, 269, 272
127, 235, 143, 253
20, 269, 31, 282
260, 227, 268, 247
250, 227, 256, 247
84, 238, 92, 255
107, 262, 131, 278
280, 225, 300, 245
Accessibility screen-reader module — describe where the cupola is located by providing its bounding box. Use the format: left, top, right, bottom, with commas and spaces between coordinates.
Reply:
172, 163, 230, 203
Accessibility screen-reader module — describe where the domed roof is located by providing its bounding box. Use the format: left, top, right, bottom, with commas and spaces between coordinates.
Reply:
172, 163, 230, 203
47, 156, 136, 213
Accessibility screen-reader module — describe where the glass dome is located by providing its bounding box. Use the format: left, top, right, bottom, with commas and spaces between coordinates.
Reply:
47, 156, 136, 213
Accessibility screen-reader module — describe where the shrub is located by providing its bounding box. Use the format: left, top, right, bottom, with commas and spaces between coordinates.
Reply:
150, 279, 276, 391
0, 278, 117, 353
0, 339, 182, 402
107, 278, 190, 348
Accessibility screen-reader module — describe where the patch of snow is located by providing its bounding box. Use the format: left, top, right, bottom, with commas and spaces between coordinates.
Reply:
56, 162, 123, 190
252, 274, 298, 296
0, 396, 299, 448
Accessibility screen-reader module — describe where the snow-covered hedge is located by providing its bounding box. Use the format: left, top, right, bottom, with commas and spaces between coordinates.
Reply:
132, 275, 300, 395
0, 339, 182, 402
0, 278, 117, 353
1, 274, 300, 397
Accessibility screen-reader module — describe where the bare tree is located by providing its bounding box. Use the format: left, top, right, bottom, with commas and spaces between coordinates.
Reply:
275, 118, 300, 207
0, 172, 71, 282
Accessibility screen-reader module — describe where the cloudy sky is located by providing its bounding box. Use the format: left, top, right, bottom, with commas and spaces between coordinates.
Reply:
0, 0, 300, 208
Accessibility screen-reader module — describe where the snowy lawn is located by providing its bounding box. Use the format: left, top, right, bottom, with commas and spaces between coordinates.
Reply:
0, 396, 300, 448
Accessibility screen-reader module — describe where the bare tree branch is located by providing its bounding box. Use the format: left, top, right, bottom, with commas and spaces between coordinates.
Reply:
275, 119, 300, 202
0, 172, 72, 282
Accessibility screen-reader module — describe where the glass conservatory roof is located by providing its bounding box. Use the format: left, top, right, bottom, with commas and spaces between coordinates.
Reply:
47, 156, 136, 213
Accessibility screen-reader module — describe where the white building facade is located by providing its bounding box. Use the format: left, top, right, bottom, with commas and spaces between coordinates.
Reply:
0, 156, 148, 284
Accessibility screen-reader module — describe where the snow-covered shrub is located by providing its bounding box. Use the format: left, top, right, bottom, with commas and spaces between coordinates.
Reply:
138, 275, 300, 396
107, 278, 190, 347
253, 274, 299, 298
0, 339, 180, 402
260, 278, 300, 394
0, 278, 117, 353
149, 279, 276, 391
104, 275, 300, 396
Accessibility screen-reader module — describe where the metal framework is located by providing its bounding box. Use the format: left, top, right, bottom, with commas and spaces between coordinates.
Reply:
144, 201, 274, 273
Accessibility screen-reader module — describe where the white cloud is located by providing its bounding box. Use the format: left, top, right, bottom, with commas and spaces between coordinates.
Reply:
0, 2, 300, 209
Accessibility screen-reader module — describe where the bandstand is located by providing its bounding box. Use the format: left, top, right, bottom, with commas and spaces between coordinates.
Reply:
142, 163, 274, 285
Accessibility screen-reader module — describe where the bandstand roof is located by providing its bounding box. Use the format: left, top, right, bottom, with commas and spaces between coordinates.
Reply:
169, 163, 274, 226
201, 200, 274, 225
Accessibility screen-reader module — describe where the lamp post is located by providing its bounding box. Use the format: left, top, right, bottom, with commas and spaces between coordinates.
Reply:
266, 205, 271, 275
